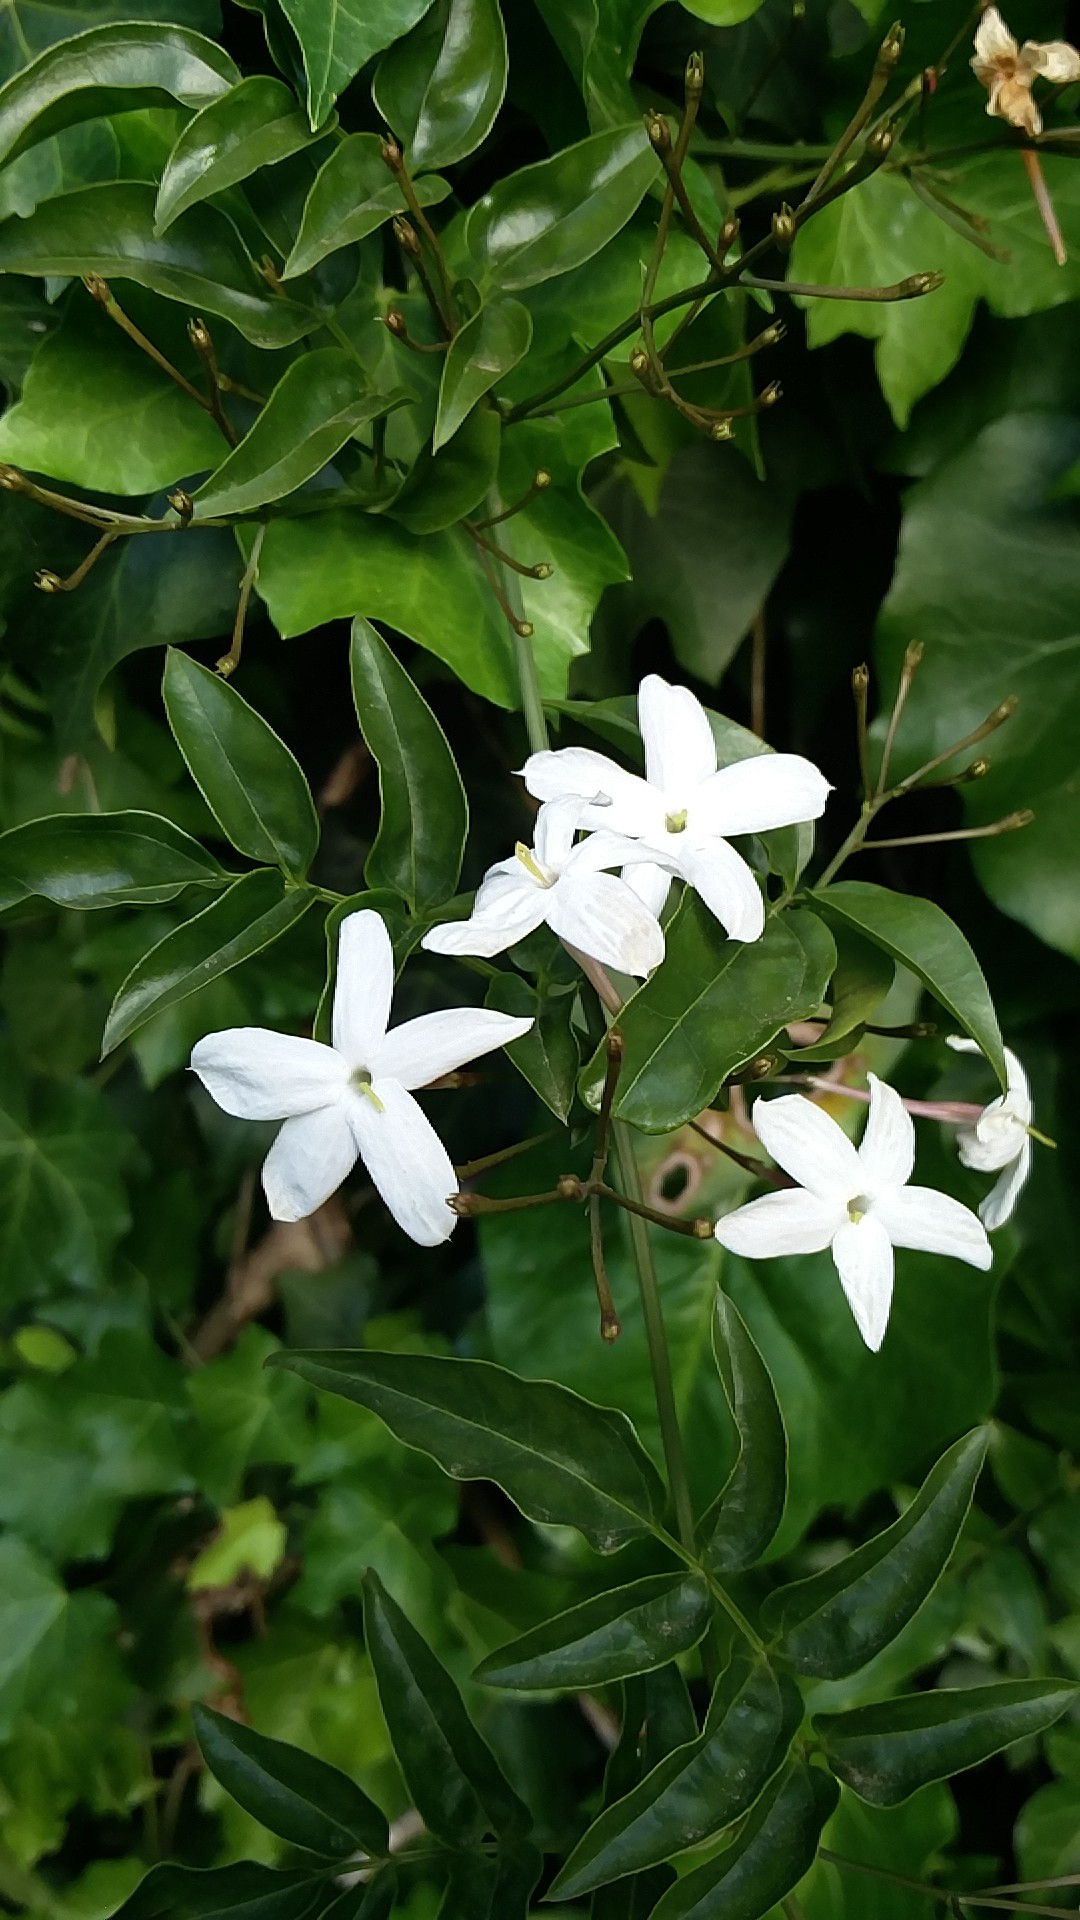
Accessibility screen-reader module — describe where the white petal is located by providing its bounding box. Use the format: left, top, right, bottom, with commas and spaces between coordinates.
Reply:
1022, 37, 1080, 81
621, 860, 673, 919
566, 830, 672, 877
190, 1028, 347, 1120
693, 755, 831, 838
638, 674, 716, 795
831, 1216, 895, 1352
714, 1189, 841, 1259
545, 871, 665, 976
532, 795, 584, 874
980, 1138, 1031, 1230
331, 910, 395, 1067
974, 6, 1018, 64
351, 1080, 458, 1246
678, 838, 764, 942
375, 1008, 534, 1089
947, 1034, 1031, 1119
422, 875, 546, 959
751, 1093, 864, 1200
872, 1186, 993, 1270
857, 1073, 915, 1190
521, 747, 664, 837
261, 1102, 360, 1220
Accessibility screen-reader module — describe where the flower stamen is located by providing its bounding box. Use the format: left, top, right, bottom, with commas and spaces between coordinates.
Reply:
515, 841, 553, 886
847, 1193, 871, 1223
351, 1069, 385, 1113
665, 808, 688, 833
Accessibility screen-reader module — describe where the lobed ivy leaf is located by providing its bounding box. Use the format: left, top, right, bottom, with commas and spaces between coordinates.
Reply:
466, 123, 660, 291
475, 1572, 711, 1691
648, 1759, 839, 1920
192, 1703, 389, 1858
0, 809, 224, 912
815, 1680, 1078, 1808
283, 131, 451, 278
698, 1293, 787, 1575
278, 0, 436, 130
434, 295, 531, 450
155, 74, 322, 234
0, 1048, 131, 1305
374, 0, 508, 172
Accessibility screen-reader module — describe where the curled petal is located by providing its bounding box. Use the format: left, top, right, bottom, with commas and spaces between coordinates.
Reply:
521, 746, 664, 837
693, 754, 831, 839
678, 837, 765, 942
872, 1186, 993, 1270
621, 860, 673, 919
545, 870, 664, 976
422, 874, 546, 959
191, 1027, 347, 1120
752, 1092, 863, 1199
565, 828, 668, 878
533, 795, 586, 874
376, 1008, 534, 1089
638, 674, 716, 795
332, 909, 394, 1068
262, 1101, 360, 1221
857, 1073, 915, 1190
1022, 36, 1080, 82
714, 1188, 841, 1259
980, 1137, 1031, 1229
353, 1079, 458, 1246
973, 5, 1019, 66
831, 1216, 895, 1352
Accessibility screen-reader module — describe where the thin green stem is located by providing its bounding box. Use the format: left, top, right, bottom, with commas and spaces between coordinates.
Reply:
484, 486, 549, 755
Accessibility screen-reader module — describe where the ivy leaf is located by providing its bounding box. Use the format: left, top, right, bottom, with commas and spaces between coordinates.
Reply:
816, 1680, 1077, 1808
434, 296, 532, 450
192, 1703, 389, 1858
0, 1536, 120, 1742
0, 809, 224, 912
278, 0, 436, 130
283, 131, 450, 278
187, 1496, 287, 1590
374, 0, 508, 172
466, 123, 660, 291
155, 75, 321, 233
474, 1573, 711, 1691
647, 1759, 838, 1920
698, 1293, 787, 1574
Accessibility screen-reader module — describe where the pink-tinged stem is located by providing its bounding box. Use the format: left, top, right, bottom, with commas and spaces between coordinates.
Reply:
782, 1075, 983, 1124
1021, 147, 1067, 266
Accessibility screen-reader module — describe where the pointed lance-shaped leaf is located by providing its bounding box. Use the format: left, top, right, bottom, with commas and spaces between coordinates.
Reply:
434, 296, 532, 450
192, 1704, 389, 1859
484, 972, 580, 1124
698, 1294, 787, 1574
466, 123, 660, 291
815, 1679, 1077, 1807
0, 811, 225, 912
155, 75, 322, 233
646, 1760, 839, 1920
475, 1573, 711, 1692
283, 132, 451, 278
374, 0, 508, 172
109, 1860, 323, 1919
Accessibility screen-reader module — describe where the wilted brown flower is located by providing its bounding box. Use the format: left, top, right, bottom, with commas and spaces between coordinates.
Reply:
971, 4, 1080, 136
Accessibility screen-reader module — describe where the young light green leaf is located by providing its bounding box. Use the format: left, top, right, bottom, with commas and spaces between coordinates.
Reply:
362, 1569, 530, 1847
102, 869, 316, 1055
762, 1427, 989, 1678
192, 351, 401, 520
466, 124, 660, 291
474, 1573, 711, 1691
549, 1655, 786, 1902
484, 973, 579, 1123
434, 296, 530, 450
0, 22, 238, 170
279, 0, 436, 129
815, 1680, 1077, 1808
268, 1349, 668, 1553
283, 131, 451, 278
815, 880, 1006, 1089
374, 0, 507, 172
699, 1294, 787, 1574
349, 617, 467, 910
111, 1860, 321, 1919
0, 811, 224, 910
647, 1760, 839, 1920
192, 1703, 388, 1858
163, 651, 319, 879
155, 75, 321, 233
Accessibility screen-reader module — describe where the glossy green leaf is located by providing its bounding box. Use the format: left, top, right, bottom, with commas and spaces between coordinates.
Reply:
362, 1569, 529, 1846
762, 1427, 988, 1678
192, 350, 399, 520
816, 1680, 1077, 1808
283, 131, 450, 278
0, 23, 238, 170
0, 810, 223, 910
269, 1348, 667, 1552
475, 1573, 710, 1690
648, 1760, 839, 1920
102, 868, 317, 1055
349, 617, 467, 910
192, 1703, 388, 1858
467, 123, 659, 291
699, 1293, 787, 1574
549, 1655, 786, 1901
155, 75, 321, 233
374, 0, 507, 172
279, 0, 436, 129
111, 1860, 322, 1919
163, 651, 319, 879
0, 183, 318, 349
437, 1844, 543, 1920
434, 296, 531, 450
814, 880, 1005, 1089
389, 405, 502, 534
814, 922, 895, 1051
484, 973, 579, 1122
580, 900, 833, 1132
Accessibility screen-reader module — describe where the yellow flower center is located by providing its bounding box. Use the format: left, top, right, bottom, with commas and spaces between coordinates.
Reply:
665, 809, 688, 833
847, 1194, 871, 1224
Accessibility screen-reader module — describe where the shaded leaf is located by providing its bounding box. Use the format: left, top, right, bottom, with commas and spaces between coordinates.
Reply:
0, 809, 223, 911
699, 1293, 787, 1574
485, 972, 579, 1122
816, 1680, 1077, 1808
475, 1573, 711, 1690
192, 1703, 389, 1858
389, 404, 502, 534
0, 1047, 131, 1306
648, 1759, 838, 1920
111, 1860, 322, 1919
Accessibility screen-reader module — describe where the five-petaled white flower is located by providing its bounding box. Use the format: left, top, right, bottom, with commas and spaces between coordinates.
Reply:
972, 5, 1080, 135
422, 796, 665, 976
947, 1035, 1033, 1229
713, 1074, 992, 1352
189, 910, 533, 1243
520, 674, 831, 944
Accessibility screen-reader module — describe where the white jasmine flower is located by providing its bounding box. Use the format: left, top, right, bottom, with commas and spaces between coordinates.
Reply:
520, 674, 831, 943
190, 910, 532, 1242
947, 1035, 1033, 1229
972, 5, 1080, 135
421, 796, 665, 976
714, 1074, 992, 1352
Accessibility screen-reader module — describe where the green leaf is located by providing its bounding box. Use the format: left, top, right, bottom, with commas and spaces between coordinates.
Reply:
434, 296, 531, 450
102, 868, 317, 1055
349, 617, 467, 910
0, 809, 223, 910
648, 1760, 838, 1920
279, 0, 436, 129
0, 183, 319, 349
814, 880, 1005, 1090
580, 899, 832, 1133
699, 1294, 787, 1574
0, 1048, 131, 1307
475, 1573, 711, 1691
374, 0, 507, 172
389, 405, 501, 535
0, 1536, 120, 1743
111, 1860, 323, 1919
437, 1845, 543, 1920
814, 922, 895, 1051
187, 1497, 287, 1590
816, 1680, 1077, 1809
362, 1569, 529, 1846
283, 131, 450, 278
192, 1703, 389, 1859
0, 22, 237, 170
163, 651, 319, 879
484, 973, 579, 1123
549, 1654, 787, 1902
155, 75, 320, 233
763, 1427, 989, 1679
466, 123, 659, 291
269, 1348, 668, 1552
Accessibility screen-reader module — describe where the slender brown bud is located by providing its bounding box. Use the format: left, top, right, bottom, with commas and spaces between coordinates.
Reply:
718, 214, 741, 250
534, 468, 552, 490
83, 273, 110, 306
692, 1217, 714, 1240
710, 419, 735, 441
384, 307, 408, 337
168, 489, 193, 525
852, 662, 870, 696
600, 1312, 621, 1343
685, 50, 705, 99
531, 562, 553, 580
515, 619, 535, 639
903, 640, 925, 674
759, 380, 782, 407
35, 570, 62, 594
188, 317, 212, 352
901, 271, 944, 296
761, 322, 786, 346
393, 216, 421, 257
748, 1054, 778, 1079
772, 205, 797, 249
644, 110, 671, 154
380, 137, 403, 173
878, 21, 905, 69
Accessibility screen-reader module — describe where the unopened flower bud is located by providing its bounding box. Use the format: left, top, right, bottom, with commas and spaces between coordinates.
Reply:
531, 562, 553, 580
188, 317, 212, 352
772, 205, 797, 249
35, 570, 62, 594
710, 418, 735, 441
878, 20, 905, 69
380, 137, 403, 172
865, 125, 894, 159
644, 110, 671, 154
901, 271, 944, 296
515, 619, 534, 639
685, 50, 704, 98
168, 489, 193, 524
534, 469, 552, 490
384, 307, 408, 337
